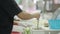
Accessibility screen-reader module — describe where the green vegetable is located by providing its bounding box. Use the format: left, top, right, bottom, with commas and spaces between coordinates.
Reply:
24, 27, 31, 34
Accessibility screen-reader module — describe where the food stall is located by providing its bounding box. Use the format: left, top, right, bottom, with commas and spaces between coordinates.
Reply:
11, 0, 60, 34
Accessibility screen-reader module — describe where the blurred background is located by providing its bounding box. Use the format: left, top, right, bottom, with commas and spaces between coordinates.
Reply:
11, 0, 60, 34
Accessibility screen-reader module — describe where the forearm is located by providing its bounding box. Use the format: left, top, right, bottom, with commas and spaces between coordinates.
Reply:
17, 11, 33, 20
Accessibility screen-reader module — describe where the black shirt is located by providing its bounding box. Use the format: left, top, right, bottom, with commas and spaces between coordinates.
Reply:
0, 0, 22, 26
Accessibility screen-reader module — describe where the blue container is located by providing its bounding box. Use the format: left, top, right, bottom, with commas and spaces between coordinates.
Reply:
48, 20, 60, 30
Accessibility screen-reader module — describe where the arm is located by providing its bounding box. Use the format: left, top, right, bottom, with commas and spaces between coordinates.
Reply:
1, 0, 40, 20
17, 11, 40, 20
17, 11, 33, 20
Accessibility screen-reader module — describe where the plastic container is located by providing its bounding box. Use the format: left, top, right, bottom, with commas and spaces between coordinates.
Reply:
48, 20, 60, 30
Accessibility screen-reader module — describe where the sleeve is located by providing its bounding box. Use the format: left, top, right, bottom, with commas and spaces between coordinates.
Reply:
1, 0, 22, 17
